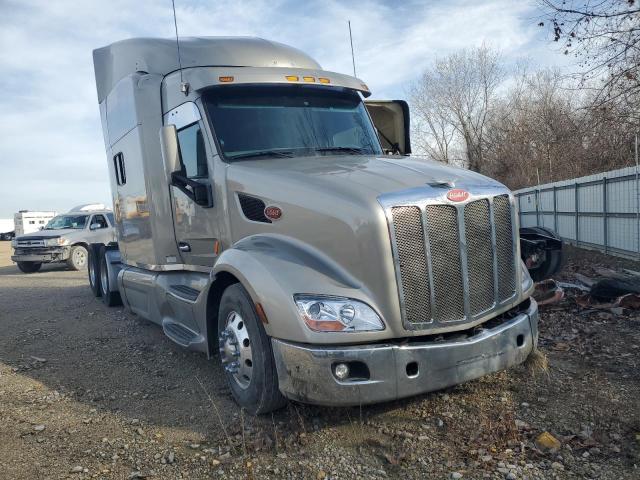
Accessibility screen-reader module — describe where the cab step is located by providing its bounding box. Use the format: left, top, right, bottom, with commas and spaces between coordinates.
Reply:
168, 284, 200, 302
162, 320, 204, 348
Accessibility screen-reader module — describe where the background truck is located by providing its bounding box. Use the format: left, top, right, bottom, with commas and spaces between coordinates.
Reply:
89, 37, 539, 414
11, 205, 115, 273
14, 211, 56, 236
0, 218, 15, 241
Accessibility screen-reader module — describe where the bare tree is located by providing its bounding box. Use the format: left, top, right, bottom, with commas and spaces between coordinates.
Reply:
538, 0, 640, 108
408, 45, 503, 171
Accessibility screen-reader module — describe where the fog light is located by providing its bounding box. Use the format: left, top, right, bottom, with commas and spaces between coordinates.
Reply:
334, 363, 349, 380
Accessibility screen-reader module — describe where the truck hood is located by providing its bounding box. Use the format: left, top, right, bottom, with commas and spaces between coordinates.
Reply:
16, 229, 78, 241
228, 154, 501, 200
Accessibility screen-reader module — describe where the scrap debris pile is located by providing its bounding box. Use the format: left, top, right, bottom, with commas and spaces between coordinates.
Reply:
533, 263, 640, 314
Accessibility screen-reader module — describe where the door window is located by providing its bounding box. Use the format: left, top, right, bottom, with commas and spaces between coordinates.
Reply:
90, 214, 109, 229
177, 123, 208, 178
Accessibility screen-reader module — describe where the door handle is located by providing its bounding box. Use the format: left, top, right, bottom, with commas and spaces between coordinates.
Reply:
178, 242, 191, 252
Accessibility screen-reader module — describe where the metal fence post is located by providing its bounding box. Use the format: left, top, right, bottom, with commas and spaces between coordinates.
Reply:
603, 177, 608, 254
535, 189, 540, 226
553, 186, 558, 233
574, 182, 579, 246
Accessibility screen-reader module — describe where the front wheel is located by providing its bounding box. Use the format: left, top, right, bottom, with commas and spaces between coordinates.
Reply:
67, 245, 88, 271
17, 261, 42, 273
217, 284, 286, 415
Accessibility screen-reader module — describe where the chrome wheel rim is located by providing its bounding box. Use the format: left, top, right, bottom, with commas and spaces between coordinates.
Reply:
89, 257, 96, 286
74, 248, 87, 268
219, 311, 253, 390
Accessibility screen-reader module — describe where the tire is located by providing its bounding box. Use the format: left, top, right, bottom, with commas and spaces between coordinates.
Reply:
217, 283, 286, 415
17, 261, 42, 274
99, 246, 122, 307
67, 245, 89, 271
88, 245, 102, 297
528, 227, 564, 282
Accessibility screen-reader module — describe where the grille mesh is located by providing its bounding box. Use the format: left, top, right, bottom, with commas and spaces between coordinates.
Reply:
391, 207, 431, 324
389, 193, 517, 328
464, 200, 495, 314
493, 195, 516, 300
426, 205, 465, 322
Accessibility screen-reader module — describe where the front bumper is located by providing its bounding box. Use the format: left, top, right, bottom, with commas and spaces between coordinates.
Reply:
11, 246, 70, 263
272, 298, 538, 406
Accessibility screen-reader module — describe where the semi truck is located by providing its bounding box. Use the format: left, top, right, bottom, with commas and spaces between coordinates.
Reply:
89, 37, 539, 414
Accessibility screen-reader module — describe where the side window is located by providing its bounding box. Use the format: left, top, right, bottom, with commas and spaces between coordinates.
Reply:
177, 123, 208, 179
106, 213, 115, 225
91, 215, 109, 229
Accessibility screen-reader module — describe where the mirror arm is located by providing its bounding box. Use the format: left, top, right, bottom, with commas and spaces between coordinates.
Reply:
171, 172, 214, 208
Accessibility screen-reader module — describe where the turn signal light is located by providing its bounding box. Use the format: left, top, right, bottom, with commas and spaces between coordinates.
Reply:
218, 76, 234, 82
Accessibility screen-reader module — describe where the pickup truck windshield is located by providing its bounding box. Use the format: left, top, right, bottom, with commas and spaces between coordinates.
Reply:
44, 214, 88, 230
204, 85, 382, 160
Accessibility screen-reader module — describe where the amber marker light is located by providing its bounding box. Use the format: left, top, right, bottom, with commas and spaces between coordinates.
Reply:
218, 76, 234, 82
285, 75, 299, 81
318, 77, 330, 84
303, 76, 315, 82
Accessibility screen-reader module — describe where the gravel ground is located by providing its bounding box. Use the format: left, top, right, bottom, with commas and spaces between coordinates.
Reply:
0, 241, 638, 479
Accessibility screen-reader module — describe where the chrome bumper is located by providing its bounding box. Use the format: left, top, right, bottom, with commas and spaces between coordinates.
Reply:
272, 298, 538, 406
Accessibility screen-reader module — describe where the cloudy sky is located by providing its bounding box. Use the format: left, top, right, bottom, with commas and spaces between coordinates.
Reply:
0, 0, 573, 218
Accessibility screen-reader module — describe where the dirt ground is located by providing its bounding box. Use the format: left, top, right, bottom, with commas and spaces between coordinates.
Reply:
0, 241, 638, 480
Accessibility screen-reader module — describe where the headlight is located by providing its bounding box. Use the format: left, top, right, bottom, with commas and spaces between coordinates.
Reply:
294, 295, 385, 332
45, 237, 69, 247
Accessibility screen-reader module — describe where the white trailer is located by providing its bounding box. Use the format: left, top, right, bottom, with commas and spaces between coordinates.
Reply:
0, 218, 15, 240
14, 211, 57, 236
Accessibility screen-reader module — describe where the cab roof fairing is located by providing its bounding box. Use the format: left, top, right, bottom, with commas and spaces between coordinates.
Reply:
93, 37, 323, 103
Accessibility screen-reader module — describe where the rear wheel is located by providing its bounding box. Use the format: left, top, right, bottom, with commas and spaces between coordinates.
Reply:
67, 245, 88, 271
217, 283, 286, 415
100, 247, 122, 307
88, 245, 102, 297
17, 261, 42, 274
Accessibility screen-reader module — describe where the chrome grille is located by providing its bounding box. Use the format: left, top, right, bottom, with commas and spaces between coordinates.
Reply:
426, 205, 464, 322
494, 195, 516, 300
391, 207, 430, 324
388, 193, 518, 329
464, 200, 494, 315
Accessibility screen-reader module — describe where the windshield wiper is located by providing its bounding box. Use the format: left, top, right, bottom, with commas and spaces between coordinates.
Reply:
228, 150, 295, 161
314, 146, 367, 155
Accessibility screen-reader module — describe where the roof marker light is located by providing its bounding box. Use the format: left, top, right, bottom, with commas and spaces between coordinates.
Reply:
219, 76, 234, 82
285, 75, 299, 81
303, 76, 315, 83
318, 77, 331, 84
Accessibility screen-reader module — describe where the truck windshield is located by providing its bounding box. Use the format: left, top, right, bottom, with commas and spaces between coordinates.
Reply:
204, 85, 382, 160
44, 215, 88, 230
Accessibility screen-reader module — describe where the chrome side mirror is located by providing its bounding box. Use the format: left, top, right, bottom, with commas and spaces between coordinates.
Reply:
159, 125, 181, 177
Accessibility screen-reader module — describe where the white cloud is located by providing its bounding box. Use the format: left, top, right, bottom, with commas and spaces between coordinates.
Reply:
0, 0, 572, 217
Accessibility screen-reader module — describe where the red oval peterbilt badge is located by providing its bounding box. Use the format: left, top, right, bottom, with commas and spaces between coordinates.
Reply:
264, 206, 282, 220
446, 189, 470, 202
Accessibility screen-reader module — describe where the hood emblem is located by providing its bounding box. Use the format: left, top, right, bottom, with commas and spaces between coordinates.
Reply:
446, 189, 470, 202
264, 205, 282, 221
